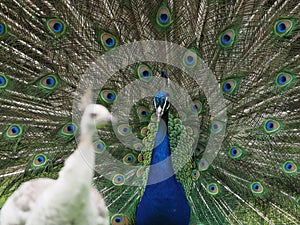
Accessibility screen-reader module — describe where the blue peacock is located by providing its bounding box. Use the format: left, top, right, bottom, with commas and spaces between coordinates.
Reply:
0, 0, 299, 224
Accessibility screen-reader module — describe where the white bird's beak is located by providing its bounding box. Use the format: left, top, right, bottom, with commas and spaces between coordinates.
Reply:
110, 114, 117, 124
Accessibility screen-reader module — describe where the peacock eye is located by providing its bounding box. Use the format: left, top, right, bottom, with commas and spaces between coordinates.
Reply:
137, 106, 150, 119
228, 146, 243, 159
100, 89, 117, 104
210, 121, 225, 134
117, 124, 132, 136
275, 72, 294, 88
195, 145, 204, 156
222, 79, 238, 94
112, 174, 125, 186
192, 100, 202, 114
94, 140, 106, 153
46, 18, 67, 37
183, 49, 198, 68
139, 127, 148, 138
39, 74, 59, 90
136, 167, 143, 178
274, 19, 294, 37
136, 64, 154, 82
198, 159, 209, 171
263, 119, 281, 134
138, 153, 144, 162
206, 183, 220, 195
65, 124, 75, 133
60, 122, 78, 138
250, 182, 264, 194
218, 28, 237, 48
0, 21, 8, 39
133, 143, 143, 151
0, 75, 7, 88
282, 161, 297, 174
33, 154, 48, 167
296, 197, 300, 207
98, 31, 118, 50
6, 124, 23, 138
191, 169, 200, 180
123, 153, 136, 165
111, 214, 128, 225
156, 6, 172, 27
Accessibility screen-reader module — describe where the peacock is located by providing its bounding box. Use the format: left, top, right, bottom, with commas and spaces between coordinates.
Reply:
0, 0, 299, 224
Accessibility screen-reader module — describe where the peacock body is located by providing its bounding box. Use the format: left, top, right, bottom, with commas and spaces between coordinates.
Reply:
0, 0, 299, 224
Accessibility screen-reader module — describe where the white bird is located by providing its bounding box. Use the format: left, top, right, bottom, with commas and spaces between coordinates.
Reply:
0, 92, 112, 225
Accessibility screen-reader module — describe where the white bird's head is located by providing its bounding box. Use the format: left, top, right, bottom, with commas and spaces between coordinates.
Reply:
82, 104, 115, 131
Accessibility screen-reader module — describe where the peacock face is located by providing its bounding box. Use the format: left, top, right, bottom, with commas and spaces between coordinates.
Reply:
154, 91, 170, 117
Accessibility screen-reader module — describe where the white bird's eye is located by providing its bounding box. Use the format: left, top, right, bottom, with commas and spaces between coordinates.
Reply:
90, 113, 97, 118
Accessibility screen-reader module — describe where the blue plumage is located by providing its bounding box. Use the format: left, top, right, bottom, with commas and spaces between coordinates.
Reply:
136, 91, 190, 225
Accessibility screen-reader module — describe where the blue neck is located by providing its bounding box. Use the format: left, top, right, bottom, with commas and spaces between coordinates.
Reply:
136, 111, 190, 225
147, 112, 175, 184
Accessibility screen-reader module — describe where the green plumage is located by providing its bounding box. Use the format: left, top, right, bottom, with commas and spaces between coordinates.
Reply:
0, 0, 300, 224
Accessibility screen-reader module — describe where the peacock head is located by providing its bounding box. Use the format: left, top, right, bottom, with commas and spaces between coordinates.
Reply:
154, 91, 170, 118
82, 104, 115, 130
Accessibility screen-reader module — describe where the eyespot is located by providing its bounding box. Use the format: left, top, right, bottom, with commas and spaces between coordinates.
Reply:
206, 183, 219, 195
117, 124, 131, 136
191, 100, 202, 114
133, 143, 143, 151
282, 161, 297, 174
100, 90, 117, 104
38, 74, 59, 91
161, 70, 168, 78
61, 123, 78, 138
98, 31, 118, 50
94, 140, 106, 153
250, 182, 264, 194
275, 72, 294, 88
0, 21, 8, 39
111, 214, 128, 225
274, 19, 294, 37
191, 169, 200, 180
183, 49, 198, 68
296, 197, 300, 207
195, 146, 204, 156
218, 29, 236, 48
222, 79, 238, 94
198, 159, 209, 171
138, 153, 144, 162
151, 113, 159, 122
0, 74, 8, 89
6, 124, 23, 139
139, 127, 148, 138
33, 153, 48, 167
263, 119, 281, 134
136, 64, 154, 82
46, 18, 66, 37
112, 174, 125, 186
211, 121, 225, 134
228, 146, 243, 159
123, 153, 136, 165
156, 5, 172, 27
137, 106, 150, 119
136, 167, 144, 178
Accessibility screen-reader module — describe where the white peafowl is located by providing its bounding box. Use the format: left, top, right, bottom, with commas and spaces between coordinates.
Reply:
0, 90, 111, 225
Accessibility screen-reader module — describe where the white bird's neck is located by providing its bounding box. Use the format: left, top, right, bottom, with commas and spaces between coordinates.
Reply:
58, 114, 96, 187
